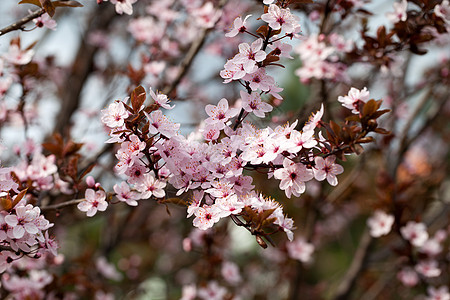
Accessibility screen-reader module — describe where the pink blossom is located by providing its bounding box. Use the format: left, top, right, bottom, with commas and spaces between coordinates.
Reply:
426, 286, 450, 300
235, 39, 267, 74
397, 267, 419, 287
435, 0, 450, 24
400, 221, 429, 247
243, 67, 275, 91
415, 260, 441, 277
268, 40, 293, 59
181, 284, 197, 300
101, 101, 129, 128
192, 205, 221, 230
204, 98, 239, 128
192, 2, 222, 29
136, 173, 166, 199
225, 14, 251, 37
261, 4, 300, 34
367, 210, 394, 238
197, 281, 227, 300
150, 88, 174, 110
287, 238, 315, 262
337, 87, 370, 114
386, 0, 408, 23
77, 189, 108, 217
2, 44, 34, 65
313, 156, 344, 186
144, 110, 180, 138
221, 261, 242, 285
114, 181, 140, 206
32, 13, 57, 30
240, 91, 273, 118
110, 0, 137, 15
274, 159, 314, 198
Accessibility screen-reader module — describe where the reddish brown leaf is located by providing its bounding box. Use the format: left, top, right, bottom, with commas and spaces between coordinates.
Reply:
11, 189, 28, 209
53, 0, 83, 7
18, 0, 41, 6
131, 85, 146, 113
39, 0, 55, 17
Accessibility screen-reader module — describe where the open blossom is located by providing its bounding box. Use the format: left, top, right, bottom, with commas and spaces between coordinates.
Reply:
337, 87, 370, 114
192, 205, 221, 230
77, 189, 108, 217
400, 221, 429, 247
144, 110, 180, 138
221, 261, 242, 285
268, 40, 293, 59
261, 4, 300, 34
101, 101, 129, 128
426, 286, 450, 300
4, 205, 40, 239
135, 173, 166, 199
114, 182, 140, 206
32, 12, 57, 30
435, 0, 450, 24
225, 14, 251, 37
386, 0, 408, 23
287, 238, 315, 263
273, 158, 314, 198
240, 91, 273, 118
150, 88, 174, 110
235, 39, 267, 74
415, 260, 441, 278
367, 210, 394, 238
192, 2, 222, 28
204, 98, 239, 128
313, 156, 344, 186
397, 267, 419, 287
2, 44, 34, 65
110, 0, 137, 15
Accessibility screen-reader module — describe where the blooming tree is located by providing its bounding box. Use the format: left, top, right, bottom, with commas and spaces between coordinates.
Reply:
0, 0, 449, 299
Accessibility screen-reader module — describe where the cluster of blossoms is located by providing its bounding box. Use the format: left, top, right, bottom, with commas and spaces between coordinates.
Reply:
294, 33, 352, 83
0, 162, 57, 274
94, 1, 389, 250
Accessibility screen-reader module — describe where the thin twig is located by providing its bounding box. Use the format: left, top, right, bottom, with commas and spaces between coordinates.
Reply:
0, 9, 45, 36
162, 0, 228, 96
41, 198, 84, 211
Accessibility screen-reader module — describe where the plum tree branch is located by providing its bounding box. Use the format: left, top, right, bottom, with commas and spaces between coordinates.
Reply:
0, 9, 45, 36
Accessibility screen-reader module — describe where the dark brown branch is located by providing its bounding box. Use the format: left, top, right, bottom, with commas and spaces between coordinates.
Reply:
0, 9, 45, 36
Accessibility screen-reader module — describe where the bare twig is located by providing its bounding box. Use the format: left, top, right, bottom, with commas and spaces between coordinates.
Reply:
41, 198, 84, 211
0, 9, 45, 36
162, 0, 228, 96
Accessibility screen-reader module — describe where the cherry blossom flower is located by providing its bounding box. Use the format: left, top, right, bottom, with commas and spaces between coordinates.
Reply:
274, 158, 314, 198
192, 205, 221, 230
114, 182, 140, 206
181, 284, 197, 300
144, 110, 180, 138
386, 0, 408, 23
397, 267, 419, 287
337, 87, 370, 114
287, 238, 315, 263
150, 88, 174, 110
435, 0, 450, 24
192, 2, 222, 28
415, 260, 441, 277
235, 39, 267, 74
220, 58, 246, 82
367, 210, 394, 238
243, 67, 275, 91
221, 261, 242, 285
77, 189, 108, 217
4, 205, 40, 239
204, 98, 239, 128
197, 281, 227, 300
110, 0, 137, 15
2, 44, 34, 65
240, 91, 273, 118
225, 15, 251, 37
400, 221, 429, 247
426, 286, 450, 300
135, 173, 166, 199
268, 40, 293, 59
32, 13, 57, 30
313, 156, 344, 186
261, 4, 300, 34
101, 101, 129, 128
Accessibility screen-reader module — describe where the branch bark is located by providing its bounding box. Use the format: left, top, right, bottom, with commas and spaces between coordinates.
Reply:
0, 9, 45, 36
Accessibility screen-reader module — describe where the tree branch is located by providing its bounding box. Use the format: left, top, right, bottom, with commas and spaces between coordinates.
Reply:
0, 9, 45, 36
41, 198, 84, 211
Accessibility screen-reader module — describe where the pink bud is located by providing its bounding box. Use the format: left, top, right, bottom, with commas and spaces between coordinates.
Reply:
183, 238, 192, 252
86, 176, 95, 187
